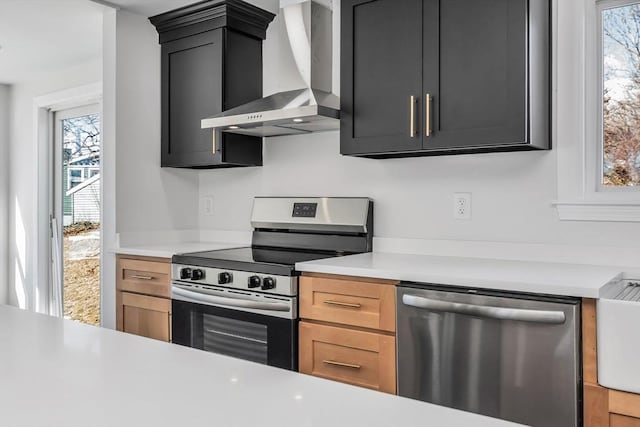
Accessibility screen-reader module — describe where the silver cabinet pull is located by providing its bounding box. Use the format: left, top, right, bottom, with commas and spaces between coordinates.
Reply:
131, 275, 154, 280
402, 294, 566, 324
323, 300, 362, 309
425, 94, 432, 137
410, 95, 417, 138
323, 360, 362, 369
212, 130, 217, 154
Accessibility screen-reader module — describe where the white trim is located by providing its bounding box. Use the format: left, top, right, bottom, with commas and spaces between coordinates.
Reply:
35, 83, 102, 113
66, 174, 100, 197
101, 8, 116, 329
553, 200, 640, 221
69, 153, 100, 164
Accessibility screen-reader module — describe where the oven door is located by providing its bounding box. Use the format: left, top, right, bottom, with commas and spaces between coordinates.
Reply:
171, 282, 298, 371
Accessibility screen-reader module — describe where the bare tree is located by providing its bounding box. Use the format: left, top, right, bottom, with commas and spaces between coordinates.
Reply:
63, 114, 100, 162
603, 4, 640, 186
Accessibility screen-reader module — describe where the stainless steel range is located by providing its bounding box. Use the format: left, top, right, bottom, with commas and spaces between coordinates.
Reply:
171, 197, 373, 370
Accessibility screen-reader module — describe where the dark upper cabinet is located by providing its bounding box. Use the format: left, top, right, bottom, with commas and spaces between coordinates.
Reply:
341, 0, 549, 158
150, 1, 275, 168
340, 0, 423, 155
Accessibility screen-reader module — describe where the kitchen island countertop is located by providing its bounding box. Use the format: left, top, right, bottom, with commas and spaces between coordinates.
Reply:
0, 305, 521, 427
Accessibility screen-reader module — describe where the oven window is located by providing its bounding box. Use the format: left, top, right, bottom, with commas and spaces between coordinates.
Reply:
200, 313, 268, 364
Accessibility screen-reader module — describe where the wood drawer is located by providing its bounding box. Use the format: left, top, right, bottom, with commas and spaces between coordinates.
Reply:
117, 292, 171, 342
611, 389, 640, 419
299, 321, 396, 394
611, 414, 640, 427
300, 275, 396, 332
116, 256, 171, 298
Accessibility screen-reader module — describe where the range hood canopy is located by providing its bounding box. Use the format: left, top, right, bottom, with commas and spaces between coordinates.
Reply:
201, 0, 339, 137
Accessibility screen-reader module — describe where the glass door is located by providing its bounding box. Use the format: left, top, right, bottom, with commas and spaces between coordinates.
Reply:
52, 104, 101, 325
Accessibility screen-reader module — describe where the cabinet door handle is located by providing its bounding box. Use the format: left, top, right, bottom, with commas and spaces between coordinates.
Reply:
323, 300, 362, 309
212, 130, 217, 154
410, 95, 417, 138
131, 275, 154, 280
323, 360, 362, 369
425, 94, 432, 137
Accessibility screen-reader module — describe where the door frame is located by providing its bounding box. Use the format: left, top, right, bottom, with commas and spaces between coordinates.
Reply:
34, 83, 102, 317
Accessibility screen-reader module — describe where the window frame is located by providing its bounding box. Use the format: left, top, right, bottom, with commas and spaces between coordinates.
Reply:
553, 0, 640, 222
594, 0, 640, 194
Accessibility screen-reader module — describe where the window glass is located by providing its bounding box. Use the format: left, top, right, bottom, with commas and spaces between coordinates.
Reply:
602, 2, 640, 186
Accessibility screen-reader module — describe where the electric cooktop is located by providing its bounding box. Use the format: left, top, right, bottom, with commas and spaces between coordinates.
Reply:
172, 247, 340, 276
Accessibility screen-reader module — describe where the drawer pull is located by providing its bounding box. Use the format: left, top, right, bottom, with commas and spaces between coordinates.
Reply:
323, 300, 361, 309
131, 275, 154, 280
323, 360, 361, 370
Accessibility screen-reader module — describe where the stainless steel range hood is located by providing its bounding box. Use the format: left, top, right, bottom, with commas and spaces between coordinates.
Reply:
201, 0, 339, 138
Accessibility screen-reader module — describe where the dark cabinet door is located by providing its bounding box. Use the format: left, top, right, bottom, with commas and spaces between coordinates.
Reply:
341, 0, 424, 155
423, 0, 529, 151
162, 30, 223, 167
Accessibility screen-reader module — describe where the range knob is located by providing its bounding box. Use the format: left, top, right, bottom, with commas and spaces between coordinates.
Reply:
248, 275, 261, 288
191, 269, 205, 280
180, 268, 192, 280
218, 272, 233, 285
261, 277, 276, 290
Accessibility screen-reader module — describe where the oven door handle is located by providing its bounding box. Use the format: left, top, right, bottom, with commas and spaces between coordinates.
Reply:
172, 285, 291, 312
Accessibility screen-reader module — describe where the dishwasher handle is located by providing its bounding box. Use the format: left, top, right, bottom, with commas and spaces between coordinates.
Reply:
402, 294, 566, 324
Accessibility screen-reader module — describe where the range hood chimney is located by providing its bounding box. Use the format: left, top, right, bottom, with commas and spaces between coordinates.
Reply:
201, 0, 339, 137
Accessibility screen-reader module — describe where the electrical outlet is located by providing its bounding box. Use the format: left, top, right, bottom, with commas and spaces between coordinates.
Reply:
201, 196, 214, 216
453, 193, 471, 220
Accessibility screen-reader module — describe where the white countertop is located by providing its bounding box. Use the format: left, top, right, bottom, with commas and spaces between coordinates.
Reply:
113, 241, 243, 258
0, 305, 520, 427
296, 252, 623, 298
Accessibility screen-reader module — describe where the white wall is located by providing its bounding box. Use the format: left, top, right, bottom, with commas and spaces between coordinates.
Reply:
0, 84, 10, 305
100, 9, 200, 328
113, 10, 199, 235
197, 0, 640, 254
7, 60, 102, 309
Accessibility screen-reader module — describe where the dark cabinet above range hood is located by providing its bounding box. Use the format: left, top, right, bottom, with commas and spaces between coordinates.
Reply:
150, 0, 275, 169
201, 0, 340, 138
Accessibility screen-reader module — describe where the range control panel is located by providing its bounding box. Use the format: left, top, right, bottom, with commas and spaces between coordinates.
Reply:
172, 264, 298, 297
292, 202, 318, 218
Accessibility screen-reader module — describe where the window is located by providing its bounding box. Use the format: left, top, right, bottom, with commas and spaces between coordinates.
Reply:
601, 1, 640, 188
553, 0, 640, 221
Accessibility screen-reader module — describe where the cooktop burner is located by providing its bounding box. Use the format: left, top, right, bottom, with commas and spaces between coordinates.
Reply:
172, 247, 339, 276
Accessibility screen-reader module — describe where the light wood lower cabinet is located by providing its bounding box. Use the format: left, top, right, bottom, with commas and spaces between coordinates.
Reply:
299, 321, 396, 393
116, 255, 172, 342
118, 292, 171, 342
299, 273, 398, 394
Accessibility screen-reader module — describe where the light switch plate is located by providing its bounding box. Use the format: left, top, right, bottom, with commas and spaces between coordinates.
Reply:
201, 196, 214, 216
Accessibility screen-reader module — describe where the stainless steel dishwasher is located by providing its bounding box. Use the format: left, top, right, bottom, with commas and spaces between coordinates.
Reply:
397, 284, 580, 427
